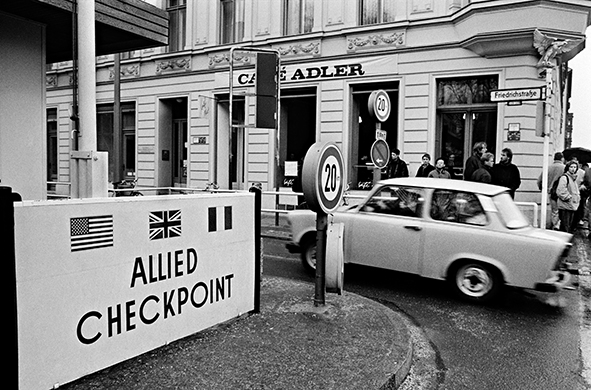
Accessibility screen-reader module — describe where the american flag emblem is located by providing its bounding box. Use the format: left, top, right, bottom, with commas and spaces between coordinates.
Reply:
149, 209, 182, 240
70, 215, 114, 252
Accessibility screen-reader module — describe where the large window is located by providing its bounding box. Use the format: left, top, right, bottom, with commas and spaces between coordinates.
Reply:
97, 103, 136, 182
284, 0, 314, 35
359, 0, 395, 25
167, 0, 186, 52
435, 76, 498, 179
221, 0, 245, 44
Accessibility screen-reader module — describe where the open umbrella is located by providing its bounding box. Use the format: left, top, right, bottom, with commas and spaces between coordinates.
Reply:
562, 147, 591, 164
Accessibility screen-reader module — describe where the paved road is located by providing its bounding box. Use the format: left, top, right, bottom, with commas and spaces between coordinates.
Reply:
262, 236, 589, 390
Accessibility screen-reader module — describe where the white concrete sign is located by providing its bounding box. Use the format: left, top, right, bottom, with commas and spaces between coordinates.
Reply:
14, 193, 255, 389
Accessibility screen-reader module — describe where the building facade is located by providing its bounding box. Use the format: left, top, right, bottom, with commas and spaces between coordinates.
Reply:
45, 0, 591, 202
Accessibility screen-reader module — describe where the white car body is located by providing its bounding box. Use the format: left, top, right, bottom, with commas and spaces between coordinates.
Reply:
286, 178, 572, 301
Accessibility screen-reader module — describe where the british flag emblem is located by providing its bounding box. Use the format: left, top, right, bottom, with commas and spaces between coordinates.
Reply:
149, 209, 182, 240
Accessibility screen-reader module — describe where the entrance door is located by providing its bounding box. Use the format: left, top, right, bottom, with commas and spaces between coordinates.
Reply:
172, 119, 187, 186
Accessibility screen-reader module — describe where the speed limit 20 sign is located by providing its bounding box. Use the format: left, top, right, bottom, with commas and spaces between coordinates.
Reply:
368, 90, 391, 123
302, 142, 345, 214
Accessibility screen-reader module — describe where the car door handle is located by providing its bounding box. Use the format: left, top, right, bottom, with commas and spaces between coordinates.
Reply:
404, 225, 422, 231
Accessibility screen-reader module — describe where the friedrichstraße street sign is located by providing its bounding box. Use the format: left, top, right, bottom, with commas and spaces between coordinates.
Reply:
490, 87, 545, 102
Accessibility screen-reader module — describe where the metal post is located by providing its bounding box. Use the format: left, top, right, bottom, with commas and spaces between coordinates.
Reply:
1, 186, 18, 388
540, 67, 553, 229
113, 53, 122, 184
314, 212, 327, 306
249, 184, 262, 313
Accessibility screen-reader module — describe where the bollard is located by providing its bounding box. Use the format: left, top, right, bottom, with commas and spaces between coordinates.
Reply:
249, 183, 262, 313
1, 186, 18, 388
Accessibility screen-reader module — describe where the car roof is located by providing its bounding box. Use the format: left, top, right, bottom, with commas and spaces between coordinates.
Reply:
377, 177, 507, 196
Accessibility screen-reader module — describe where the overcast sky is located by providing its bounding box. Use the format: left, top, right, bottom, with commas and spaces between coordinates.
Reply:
568, 27, 591, 148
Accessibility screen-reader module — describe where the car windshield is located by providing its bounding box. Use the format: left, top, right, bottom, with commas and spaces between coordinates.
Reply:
492, 192, 530, 229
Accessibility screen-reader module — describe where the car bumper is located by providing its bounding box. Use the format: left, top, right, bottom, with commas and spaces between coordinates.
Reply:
534, 270, 572, 293
286, 242, 300, 254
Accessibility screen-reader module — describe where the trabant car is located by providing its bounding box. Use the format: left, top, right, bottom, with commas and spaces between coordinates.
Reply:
286, 178, 572, 302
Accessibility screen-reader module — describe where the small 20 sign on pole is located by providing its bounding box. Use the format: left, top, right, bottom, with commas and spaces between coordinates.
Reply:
301, 142, 345, 306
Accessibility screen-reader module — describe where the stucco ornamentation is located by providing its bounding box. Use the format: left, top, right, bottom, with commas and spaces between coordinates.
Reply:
208, 52, 253, 68
277, 42, 320, 57
156, 58, 191, 73
109, 65, 140, 79
347, 32, 405, 52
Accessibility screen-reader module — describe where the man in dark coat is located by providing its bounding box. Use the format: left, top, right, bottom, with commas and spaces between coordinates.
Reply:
464, 142, 487, 181
491, 148, 521, 198
471, 152, 494, 183
416, 153, 435, 177
386, 148, 409, 178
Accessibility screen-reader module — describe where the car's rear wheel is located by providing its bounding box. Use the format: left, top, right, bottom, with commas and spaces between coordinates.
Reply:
450, 261, 502, 303
300, 235, 317, 273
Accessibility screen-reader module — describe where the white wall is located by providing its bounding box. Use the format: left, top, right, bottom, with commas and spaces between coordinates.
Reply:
0, 13, 46, 200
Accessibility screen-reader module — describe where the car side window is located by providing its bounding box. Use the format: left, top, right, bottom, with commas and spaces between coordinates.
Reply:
430, 190, 487, 226
361, 186, 424, 218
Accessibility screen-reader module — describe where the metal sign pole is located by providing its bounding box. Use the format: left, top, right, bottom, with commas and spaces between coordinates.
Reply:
314, 212, 327, 306
540, 67, 553, 229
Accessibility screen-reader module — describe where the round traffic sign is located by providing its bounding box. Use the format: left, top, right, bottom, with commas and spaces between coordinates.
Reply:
368, 90, 391, 122
302, 142, 345, 214
370, 139, 390, 169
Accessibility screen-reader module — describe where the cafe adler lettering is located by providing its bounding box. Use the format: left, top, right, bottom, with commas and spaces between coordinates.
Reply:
76, 247, 235, 345
237, 62, 366, 85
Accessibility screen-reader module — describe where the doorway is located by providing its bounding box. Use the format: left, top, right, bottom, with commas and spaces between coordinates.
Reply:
216, 96, 245, 190
435, 75, 498, 179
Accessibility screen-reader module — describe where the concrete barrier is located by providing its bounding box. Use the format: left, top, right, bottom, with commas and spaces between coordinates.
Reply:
13, 193, 256, 389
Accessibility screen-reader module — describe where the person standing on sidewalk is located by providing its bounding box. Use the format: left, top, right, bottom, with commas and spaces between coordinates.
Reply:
538, 152, 565, 230
491, 148, 521, 198
428, 157, 451, 179
386, 148, 409, 179
471, 152, 494, 183
416, 153, 435, 177
556, 160, 580, 233
464, 142, 487, 181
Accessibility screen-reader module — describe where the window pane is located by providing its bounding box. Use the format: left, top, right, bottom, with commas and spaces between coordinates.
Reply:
303, 0, 314, 33
437, 76, 498, 106
430, 190, 487, 225
167, 2, 186, 52
362, 186, 424, 218
383, 1, 395, 22
235, 0, 245, 42
361, 0, 379, 25
285, 0, 302, 35
221, 0, 235, 43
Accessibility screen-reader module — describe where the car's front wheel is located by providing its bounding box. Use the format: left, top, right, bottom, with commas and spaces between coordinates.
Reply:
450, 261, 502, 303
300, 235, 317, 273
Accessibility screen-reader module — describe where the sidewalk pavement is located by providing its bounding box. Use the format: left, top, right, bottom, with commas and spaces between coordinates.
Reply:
61, 217, 414, 390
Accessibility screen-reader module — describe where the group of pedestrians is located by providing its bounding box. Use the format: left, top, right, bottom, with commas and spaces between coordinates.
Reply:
537, 152, 590, 235
385, 143, 521, 197
462, 142, 522, 197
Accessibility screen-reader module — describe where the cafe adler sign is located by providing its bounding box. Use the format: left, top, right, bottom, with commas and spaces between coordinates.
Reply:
230, 55, 398, 86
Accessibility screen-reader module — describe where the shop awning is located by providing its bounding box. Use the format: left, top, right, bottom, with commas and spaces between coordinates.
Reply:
0, 0, 169, 63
